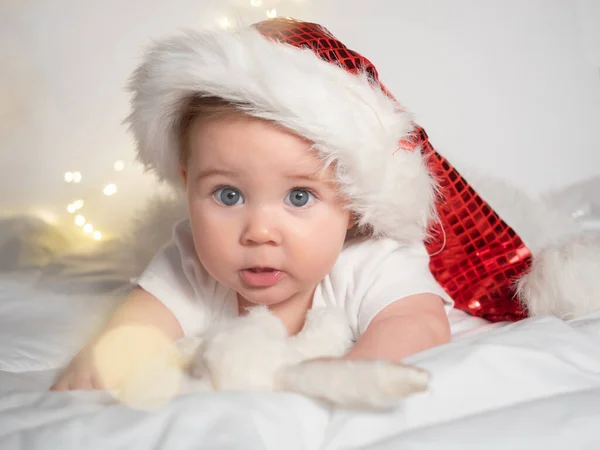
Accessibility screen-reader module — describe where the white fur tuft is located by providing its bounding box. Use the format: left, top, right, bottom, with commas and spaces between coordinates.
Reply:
125, 27, 435, 244
277, 359, 429, 409
195, 306, 293, 391
517, 235, 600, 319
289, 307, 354, 359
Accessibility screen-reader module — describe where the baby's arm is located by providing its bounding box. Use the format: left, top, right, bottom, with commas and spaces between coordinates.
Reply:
344, 293, 450, 361
50, 287, 183, 391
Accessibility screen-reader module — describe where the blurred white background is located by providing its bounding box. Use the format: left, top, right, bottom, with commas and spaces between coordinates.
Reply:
1, 0, 599, 241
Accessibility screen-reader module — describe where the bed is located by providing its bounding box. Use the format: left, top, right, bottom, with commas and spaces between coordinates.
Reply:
1, 179, 599, 449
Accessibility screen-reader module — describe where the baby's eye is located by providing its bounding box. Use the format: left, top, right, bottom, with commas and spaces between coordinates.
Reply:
214, 187, 244, 206
285, 189, 315, 208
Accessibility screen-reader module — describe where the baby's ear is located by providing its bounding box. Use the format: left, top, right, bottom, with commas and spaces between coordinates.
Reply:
178, 165, 188, 184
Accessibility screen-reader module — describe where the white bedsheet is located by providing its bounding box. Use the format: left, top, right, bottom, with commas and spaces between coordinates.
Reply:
1, 268, 600, 449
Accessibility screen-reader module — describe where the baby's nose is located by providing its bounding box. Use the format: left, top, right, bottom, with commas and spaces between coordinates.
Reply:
240, 208, 282, 246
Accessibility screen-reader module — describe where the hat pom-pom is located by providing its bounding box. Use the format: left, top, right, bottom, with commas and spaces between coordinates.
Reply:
516, 234, 600, 319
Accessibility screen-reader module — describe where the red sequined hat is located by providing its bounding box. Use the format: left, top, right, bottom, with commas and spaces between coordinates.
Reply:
252, 18, 531, 322
126, 18, 600, 322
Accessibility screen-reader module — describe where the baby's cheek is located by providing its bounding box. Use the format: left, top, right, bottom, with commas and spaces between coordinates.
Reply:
311, 214, 349, 251
292, 232, 345, 281
299, 255, 336, 282
190, 215, 237, 268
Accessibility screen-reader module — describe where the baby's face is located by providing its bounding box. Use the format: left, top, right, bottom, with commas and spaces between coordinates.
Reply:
182, 116, 352, 308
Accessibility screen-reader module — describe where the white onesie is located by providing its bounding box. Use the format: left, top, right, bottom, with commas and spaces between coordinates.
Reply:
137, 220, 454, 339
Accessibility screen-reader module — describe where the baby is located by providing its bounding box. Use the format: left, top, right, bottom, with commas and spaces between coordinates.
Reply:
51, 18, 453, 392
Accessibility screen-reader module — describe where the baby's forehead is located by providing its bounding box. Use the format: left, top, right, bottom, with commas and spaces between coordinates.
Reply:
196, 154, 335, 185
189, 116, 333, 179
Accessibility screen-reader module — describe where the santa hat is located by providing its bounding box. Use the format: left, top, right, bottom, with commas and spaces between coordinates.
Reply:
126, 18, 600, 322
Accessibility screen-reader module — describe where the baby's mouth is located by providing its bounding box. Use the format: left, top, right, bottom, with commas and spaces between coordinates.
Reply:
240, 267, 284, 287
246, 267, 277, 273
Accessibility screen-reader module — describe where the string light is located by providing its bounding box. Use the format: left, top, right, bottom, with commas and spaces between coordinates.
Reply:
65, 171, 83, 183
62, 165, 111, 240
67, 200, 83, 214
60, 1, 295, 243
103, 184, 117, 196
218, 17, 233, 29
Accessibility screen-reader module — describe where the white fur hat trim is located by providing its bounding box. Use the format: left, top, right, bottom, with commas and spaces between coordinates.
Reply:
125, 26, 436, 244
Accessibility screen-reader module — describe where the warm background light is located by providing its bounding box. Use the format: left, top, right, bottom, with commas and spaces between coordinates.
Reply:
103, 184, 117, 196
2, 0, 597, 245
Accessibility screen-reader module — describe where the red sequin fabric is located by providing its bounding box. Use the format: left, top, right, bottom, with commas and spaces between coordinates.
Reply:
254, 18, 531, 321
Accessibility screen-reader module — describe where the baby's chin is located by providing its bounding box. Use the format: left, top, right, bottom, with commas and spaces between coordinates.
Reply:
234, 282, 314, 310
236, 287, 295, 308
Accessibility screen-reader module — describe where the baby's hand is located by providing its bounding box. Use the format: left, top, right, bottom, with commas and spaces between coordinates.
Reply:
51, 324, 178, 394
50, 348, 105, 391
